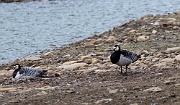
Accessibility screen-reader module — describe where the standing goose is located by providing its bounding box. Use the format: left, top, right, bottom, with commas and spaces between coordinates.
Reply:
12, 64, 48, 79
110, 45, 140, 75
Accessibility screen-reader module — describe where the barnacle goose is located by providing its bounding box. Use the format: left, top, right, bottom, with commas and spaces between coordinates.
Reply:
12, 64, 48, 79
110, 45, 141, 75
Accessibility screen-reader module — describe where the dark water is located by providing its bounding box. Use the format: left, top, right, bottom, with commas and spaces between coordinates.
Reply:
0, 0, 180, 64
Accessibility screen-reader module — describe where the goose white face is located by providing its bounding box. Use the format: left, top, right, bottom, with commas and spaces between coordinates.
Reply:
13, 64, 20, 70
113, 45, 120, 51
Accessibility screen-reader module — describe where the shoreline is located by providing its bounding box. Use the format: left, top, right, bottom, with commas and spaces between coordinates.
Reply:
0, 12, 180, 105
1, 11, 180, 70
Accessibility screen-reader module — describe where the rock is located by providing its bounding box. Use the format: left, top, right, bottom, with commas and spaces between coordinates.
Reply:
153, 21, 160, 25
0, 93, 3, 97
129, 29, 136, 33
152, 58, 160, 62
152, 30, 157, 34
107, 88, 118, 94
130, 103, 138, 105
85, 40, 96, 46
35, 91, 48, 96
161, 58, 174, 63
20, 56, 42, 61
173, 26, 179, 30
35, 86, 57, 91
63, 61, 77, 65
174, 55, 180, 63
82, 103, 89, 105
151, 62, 166, 68
144, 87, 162, 92
81, 55, 92, 64
106, 36, 116, 43
0, 88, 18, 92
58, 63, 88, 70
83, 59, 92, 64
137, 36, 149, 42
43, 51, 53, 56
165, 47, 180, 53
175, 84, 180, 87
164, 80, 175, 85
92, 58, 99, 64
95, 98, 113, 104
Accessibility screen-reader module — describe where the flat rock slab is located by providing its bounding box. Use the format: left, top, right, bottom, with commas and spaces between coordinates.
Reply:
165, 47, 180, 53
59, 63, 88, 70
144, 87, 162, 92
0, 87, 18, 92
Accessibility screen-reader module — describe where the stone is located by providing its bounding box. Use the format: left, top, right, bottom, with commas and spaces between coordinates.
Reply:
151, 62, 166, 68
81, 55, 93, 64
0, 88, 18, 92
43, 51, 53, 56
129, 29, 136, 33
63, 61, 77, 65
161, 58, 174, 63
153, 21, 160, 25
85, 40, 96, 46
152, 30, 157, 34
35, 91, 48, 96
92, 58, 99, 64
20, 56, 42, 61
130, 103, 138, 105
173, 26, 179, 30
83, 59, 92, 64
107, 88, 118, 94
144, 87, 162, 92
175, 84, 180, 87
95, 98, 113, 104
106, 36, 116, 43
58, 63, 88, 70
137, 36, 149, 42
165, 47, 180, 53
174, 55, 180, 63
164, 80, 175, 85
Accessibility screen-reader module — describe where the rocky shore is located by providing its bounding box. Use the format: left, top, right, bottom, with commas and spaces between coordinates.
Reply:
0, 12, 180, 105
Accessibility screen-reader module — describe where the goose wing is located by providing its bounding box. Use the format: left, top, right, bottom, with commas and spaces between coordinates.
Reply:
121, 50, 140, 62
21, 67, 47, 77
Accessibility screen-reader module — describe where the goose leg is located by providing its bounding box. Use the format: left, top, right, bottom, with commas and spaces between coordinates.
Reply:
120, 66, 123, 73
125, 65, 128, 75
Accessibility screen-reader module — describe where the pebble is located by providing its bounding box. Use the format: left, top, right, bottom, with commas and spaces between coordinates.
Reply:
63, 61, 77, 65
151, 62, 166, 68
175, 83, 180, 87
160, 58, 174, 63
81, 55, 93, 64
144, 87, 162, 92
0, 87, 18, 92
107, 88, 118, 94
165, 47, 180, 53
35, 91, 48, 96
137, 35, 150, 42
95, 98, 113, 104
130, 103, 138, 105
152, 30, 157, 34
164, 80, 175, 85
174, 55, 180, 63
106, 36, 116, 43
58, 63, 88, 70
20, 56, 42, 61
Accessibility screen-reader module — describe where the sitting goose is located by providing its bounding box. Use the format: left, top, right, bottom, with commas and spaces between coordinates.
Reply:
12, 64, 48, 79
110, 45, 140, 75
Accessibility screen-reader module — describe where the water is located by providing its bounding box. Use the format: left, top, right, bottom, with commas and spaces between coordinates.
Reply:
0, 0, 180, 64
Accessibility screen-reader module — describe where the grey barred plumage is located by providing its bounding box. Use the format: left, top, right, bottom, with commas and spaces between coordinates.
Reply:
110, 45, 140, 75
12, 64, 47, 79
